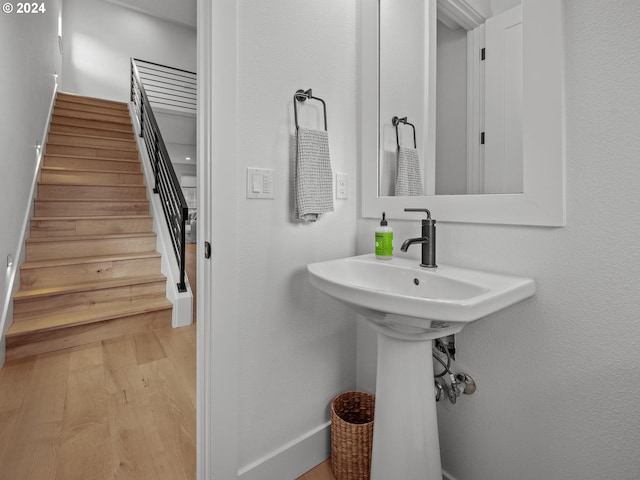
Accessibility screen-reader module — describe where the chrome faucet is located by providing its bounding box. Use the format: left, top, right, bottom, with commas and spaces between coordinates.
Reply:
400, 208, 437, 268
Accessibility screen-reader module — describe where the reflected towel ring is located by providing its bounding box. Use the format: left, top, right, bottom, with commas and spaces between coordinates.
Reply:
294, 88, 328, 131
393, 116, 417, 149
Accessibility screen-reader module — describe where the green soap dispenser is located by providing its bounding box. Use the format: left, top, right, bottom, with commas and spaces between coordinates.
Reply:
375, 212, 393, 260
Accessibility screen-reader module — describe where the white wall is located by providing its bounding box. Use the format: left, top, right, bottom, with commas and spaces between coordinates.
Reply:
435, 21, 468, 195
356, 1, 640, 479
0, 0, 62, 352
156, 111, 197, 181
232, 0, 359, 475
61, 0, 196, 102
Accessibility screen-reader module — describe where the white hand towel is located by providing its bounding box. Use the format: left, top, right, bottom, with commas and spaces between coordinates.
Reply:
294, 127, 334, 222
395, 146, 424, 196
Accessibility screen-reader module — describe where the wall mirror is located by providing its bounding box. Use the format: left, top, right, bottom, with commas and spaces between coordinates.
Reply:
361, 0, 566, 226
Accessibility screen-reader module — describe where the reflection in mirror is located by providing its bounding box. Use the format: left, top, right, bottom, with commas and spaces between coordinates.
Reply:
378, 0, 427, 197
362, 0, 566, 226
380, 0, 524, 197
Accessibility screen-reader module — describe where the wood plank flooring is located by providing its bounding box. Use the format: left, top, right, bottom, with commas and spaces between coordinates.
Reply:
0, 321, 196, 480
297, 459, 336, 480
0, 245, 336, 480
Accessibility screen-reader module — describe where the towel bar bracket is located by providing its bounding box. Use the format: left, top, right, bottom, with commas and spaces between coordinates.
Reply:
392, 115, 417, 149
294, 88, 328, 131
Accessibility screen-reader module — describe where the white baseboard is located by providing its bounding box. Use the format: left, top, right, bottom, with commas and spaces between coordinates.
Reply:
238, 422, 331, 480
0, 80, 58, 362
443, 468, 459, 480
0, 336, 5, 370
232, 420, 456, 480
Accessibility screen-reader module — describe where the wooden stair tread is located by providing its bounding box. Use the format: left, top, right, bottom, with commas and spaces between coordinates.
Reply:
33, 201, 150, 215
54, 103, 131, 118
49, 125, 134, 142
26, 232, 156, 244
47, 133, 137, 149
45, 145, 140, 160
52, 115, 133, 127
38, 181, 146, 188
35, 198, 148, 204
41, 165, 143, 175
52, 114, 133, 128
6, 297, 172, 338
51, 109, 132, 126
20, 251, 161, 270
32, 214, 153, 222
14, 275, 168, 301
54, 100, 129, 113
57, 92, 128, 109
44, 153, 139, 163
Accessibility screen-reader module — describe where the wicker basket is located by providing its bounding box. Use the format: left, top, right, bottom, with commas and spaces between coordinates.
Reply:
330, 391, 375, 480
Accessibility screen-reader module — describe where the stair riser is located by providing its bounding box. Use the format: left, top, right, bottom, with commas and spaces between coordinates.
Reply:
13, 281, 167, 320
44, 155, 141, 173
34, 200, 150, 217
30, 217, 153, 237
26, 236, 157, 261
54, 101, 129, 118
40, 169, 143, 186
50, 123, 135, 140
5, 309, 172, 362
37, 184, 147, 200
56, 93, 129, 111
52, 115, 134, 134
53, 107, 131, 125
47, 133, 137, 151
20, 256, 162, 289
46, 144, 139, 160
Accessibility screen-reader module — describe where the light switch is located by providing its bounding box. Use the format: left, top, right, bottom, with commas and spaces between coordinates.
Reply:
246, 168, 275, 199
252, 174, 262, 193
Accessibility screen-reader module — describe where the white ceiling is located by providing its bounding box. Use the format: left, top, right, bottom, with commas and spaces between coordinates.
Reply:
103, 0, 196, 29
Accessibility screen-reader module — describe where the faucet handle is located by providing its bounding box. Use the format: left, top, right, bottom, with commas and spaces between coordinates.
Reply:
404, 208, 431, 220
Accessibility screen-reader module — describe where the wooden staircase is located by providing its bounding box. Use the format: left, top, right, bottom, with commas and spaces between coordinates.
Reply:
5, 92, 172, 362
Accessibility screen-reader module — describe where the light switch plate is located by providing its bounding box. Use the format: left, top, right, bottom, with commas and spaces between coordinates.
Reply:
246, 168, 274, 199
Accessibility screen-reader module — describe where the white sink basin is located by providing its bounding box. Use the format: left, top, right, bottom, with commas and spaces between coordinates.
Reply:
308, 253, 535, 340
308, 253, 535, 479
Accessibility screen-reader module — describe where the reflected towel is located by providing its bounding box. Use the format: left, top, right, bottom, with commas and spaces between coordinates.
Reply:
294, 127, 334, 222
395, 146, 424, 196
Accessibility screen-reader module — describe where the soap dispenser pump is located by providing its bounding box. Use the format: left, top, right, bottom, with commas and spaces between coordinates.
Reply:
375, 212, 393, 260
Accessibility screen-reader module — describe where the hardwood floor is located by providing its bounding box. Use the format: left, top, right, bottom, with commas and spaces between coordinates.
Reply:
1, 242, 336, 480
297, 459, 336, 480
0, 321, 196, 479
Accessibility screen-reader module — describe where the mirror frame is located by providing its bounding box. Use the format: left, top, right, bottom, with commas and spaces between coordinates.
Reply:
361, 0, 566, 226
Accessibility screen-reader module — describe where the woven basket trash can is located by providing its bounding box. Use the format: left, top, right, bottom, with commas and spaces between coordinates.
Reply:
330, 391, 375, 480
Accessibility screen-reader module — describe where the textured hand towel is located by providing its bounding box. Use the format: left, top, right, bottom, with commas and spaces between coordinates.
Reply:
395, 146, 424, 196
294, 127, 334, 222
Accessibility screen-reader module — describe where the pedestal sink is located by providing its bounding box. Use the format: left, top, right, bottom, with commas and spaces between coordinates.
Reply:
307, 254, 535, 480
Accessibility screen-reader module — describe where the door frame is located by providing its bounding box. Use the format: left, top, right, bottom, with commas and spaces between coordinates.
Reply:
197, 0, 240, 478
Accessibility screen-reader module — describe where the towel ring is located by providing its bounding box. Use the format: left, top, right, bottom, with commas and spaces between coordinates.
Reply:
392, 116, 417, 149
294, 89, 328, 131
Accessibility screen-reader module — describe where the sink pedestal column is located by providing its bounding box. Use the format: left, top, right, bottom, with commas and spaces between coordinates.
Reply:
370, 330, 442, 480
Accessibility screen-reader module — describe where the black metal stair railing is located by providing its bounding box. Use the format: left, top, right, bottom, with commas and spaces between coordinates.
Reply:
130, 58, 193, 293
131, 58, 196, 113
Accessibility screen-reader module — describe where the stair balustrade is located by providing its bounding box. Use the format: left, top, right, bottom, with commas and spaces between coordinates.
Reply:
130, 58, 193, 293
